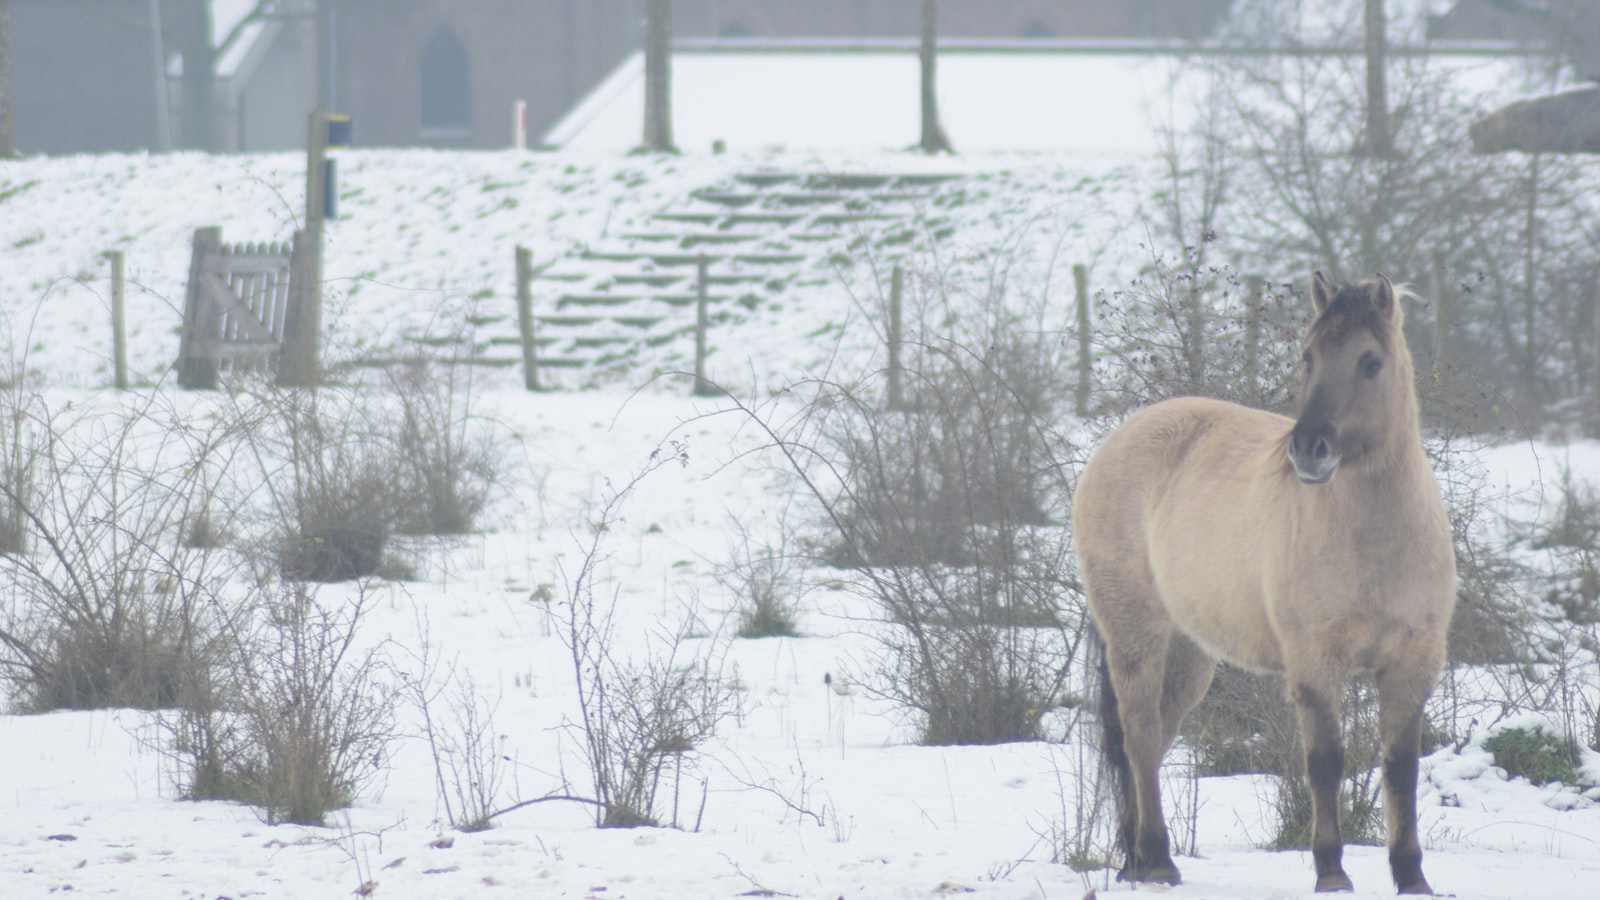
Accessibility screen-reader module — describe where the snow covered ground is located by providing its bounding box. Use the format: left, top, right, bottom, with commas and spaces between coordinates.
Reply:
2, 144, 1600, 900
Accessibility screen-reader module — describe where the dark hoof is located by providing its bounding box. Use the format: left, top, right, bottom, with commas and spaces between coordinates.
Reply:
1397, 878, 1434, 896
1315, 872, 1354, 893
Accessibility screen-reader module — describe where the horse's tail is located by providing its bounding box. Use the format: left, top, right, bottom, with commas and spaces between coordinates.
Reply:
1090, 622, 1134, 866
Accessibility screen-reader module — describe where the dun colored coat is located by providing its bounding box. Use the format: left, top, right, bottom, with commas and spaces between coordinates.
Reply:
1072, 273, 1455, 894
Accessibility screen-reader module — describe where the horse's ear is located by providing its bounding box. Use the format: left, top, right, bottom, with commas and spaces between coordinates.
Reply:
1311, 271, 1337, 314
1372, 272, 1399, 321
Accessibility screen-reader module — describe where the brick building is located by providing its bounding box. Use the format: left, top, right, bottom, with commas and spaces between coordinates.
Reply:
9, 0, 168, 153
331, 0, 1234, 150
20, 1, 1567, 155
9, 0, 1234, 155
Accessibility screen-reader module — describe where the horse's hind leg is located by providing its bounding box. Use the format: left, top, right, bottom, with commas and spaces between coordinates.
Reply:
1160, 634, 1217, 752
1377, 653, 1443, 895
1102, 632, 1183, 885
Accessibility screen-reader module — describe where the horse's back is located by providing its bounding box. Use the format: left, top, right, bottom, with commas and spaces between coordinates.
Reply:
1073, 396, 1288, 538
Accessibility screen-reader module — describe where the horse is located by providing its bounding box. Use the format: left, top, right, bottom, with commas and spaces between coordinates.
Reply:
1071, 272, 1455, 894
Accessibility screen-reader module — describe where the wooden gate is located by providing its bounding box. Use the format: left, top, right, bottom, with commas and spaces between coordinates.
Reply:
176, 226, 309, 388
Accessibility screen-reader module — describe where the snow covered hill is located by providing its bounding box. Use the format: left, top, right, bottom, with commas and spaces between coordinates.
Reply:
1, 146, 1599, 900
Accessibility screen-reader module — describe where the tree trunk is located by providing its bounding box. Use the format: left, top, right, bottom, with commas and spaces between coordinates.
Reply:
1592, 270, 1600, 435
918, 0, 951, 154
0, 0, 16, 158
642, 0, 676, 153
1364, 0, 1391, 157
180, 0, 216, 150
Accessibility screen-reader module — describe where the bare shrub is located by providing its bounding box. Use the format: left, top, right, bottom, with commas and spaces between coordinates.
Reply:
231, 385, 400, 582
1267, 681, 1385, 850
888, 293, 1080, 746
823, 331, 1063, 569
1180, 667, 1384, 850
168, 584, 397, 826
868, 538, 1081, 746
719, 514, 808, 639
1046, 732, 1118, 873
868, 286, 1086, 745
1183, 665, 1297, 778
1091, 245, 1303, 417
1524, 465, 1600, 625
384, 359, 507, 536
407, 649, 509, 832
1440, 440, 1532, 666
0, 391, 239, 711
560, 443, 728, 827
731, 256, 1086, 746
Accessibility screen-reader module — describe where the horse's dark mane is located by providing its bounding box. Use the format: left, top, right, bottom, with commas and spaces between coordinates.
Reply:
1307, 279, 1402, 353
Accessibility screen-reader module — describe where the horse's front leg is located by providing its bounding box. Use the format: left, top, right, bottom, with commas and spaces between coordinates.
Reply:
1378, 659, 1440, 895
1291, 678, 1353, 893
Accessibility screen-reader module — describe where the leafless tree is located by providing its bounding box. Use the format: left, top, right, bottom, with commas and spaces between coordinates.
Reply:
168, 0, 310, 151
918, 0, 952, 154
1364, 0, 1391, 157
642, 0, 676, 153
0, 0, 15, 158
177, 0, 216, 149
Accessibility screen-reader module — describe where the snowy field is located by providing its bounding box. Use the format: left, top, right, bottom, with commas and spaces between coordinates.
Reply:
2, 144, 1600, 900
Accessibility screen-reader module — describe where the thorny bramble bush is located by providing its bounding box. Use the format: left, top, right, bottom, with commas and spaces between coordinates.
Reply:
560, 441, 729, 828
0, 388, 241, 712
738, 249, 1088, 746
166, 583, 398, 826
384, 358, 509, 536
226, 383, 401, 583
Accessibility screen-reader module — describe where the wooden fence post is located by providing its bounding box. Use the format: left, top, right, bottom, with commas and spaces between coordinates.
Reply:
1074, 263, 1091, 418
887, 264, 904, 410
515, 245, 540, 391
693, 254, 717, 396
1244, 275, 1263, 401
106, 250, 127, 391
177, 226, 222, 389
277, 229, 316, 386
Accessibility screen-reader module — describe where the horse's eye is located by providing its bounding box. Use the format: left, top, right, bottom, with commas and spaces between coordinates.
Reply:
1361, 355, 1383, 379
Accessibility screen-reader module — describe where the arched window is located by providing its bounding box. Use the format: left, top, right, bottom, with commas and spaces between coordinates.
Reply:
420, 27, 471, 132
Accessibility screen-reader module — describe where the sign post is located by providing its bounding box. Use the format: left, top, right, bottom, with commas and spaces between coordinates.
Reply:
280, 109, 348, 386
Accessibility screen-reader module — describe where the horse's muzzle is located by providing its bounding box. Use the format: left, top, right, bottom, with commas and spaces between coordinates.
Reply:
1288, 424, 1340, 485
